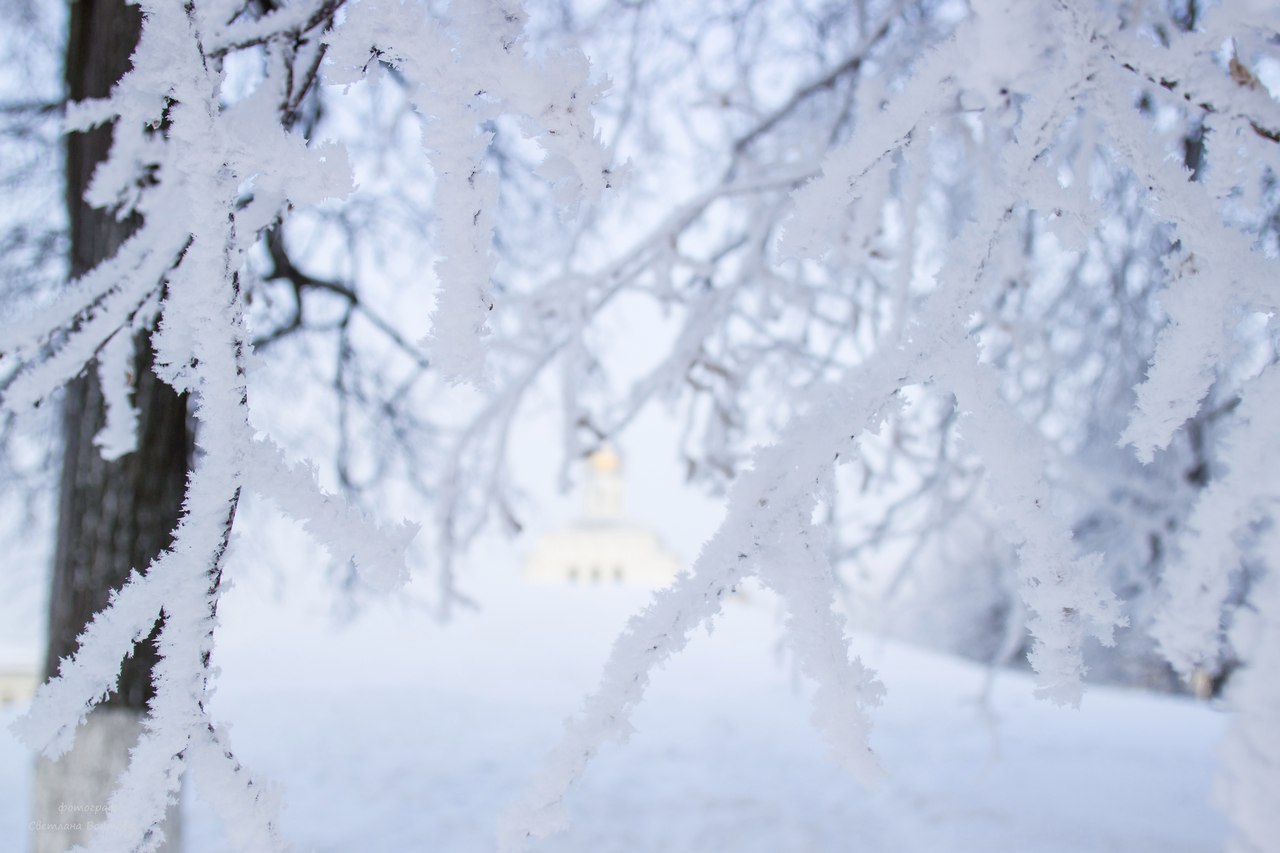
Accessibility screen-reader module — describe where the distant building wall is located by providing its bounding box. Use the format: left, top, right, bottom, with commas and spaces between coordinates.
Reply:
524, 449, 681, 588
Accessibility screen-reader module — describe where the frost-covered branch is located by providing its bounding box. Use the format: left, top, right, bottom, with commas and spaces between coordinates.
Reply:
4, 0, 608, 848
495, 0, 1280, 842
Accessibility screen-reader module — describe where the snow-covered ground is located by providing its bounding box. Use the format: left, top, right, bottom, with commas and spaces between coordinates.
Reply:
1, 545, 1229, 852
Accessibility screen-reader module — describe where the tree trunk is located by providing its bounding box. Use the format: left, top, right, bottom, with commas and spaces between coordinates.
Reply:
32, 2, 190, 850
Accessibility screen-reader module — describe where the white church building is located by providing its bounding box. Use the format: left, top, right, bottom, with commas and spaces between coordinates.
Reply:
524, 448, 681, 588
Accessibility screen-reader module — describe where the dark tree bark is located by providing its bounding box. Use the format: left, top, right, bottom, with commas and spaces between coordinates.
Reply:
32, 4, 191, 850
43, 1, 191, 706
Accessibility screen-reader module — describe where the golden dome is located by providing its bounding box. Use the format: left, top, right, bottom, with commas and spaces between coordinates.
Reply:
588, 447, 621, 473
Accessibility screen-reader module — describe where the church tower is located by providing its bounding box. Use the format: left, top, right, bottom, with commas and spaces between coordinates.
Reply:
524, 448, 681, 587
